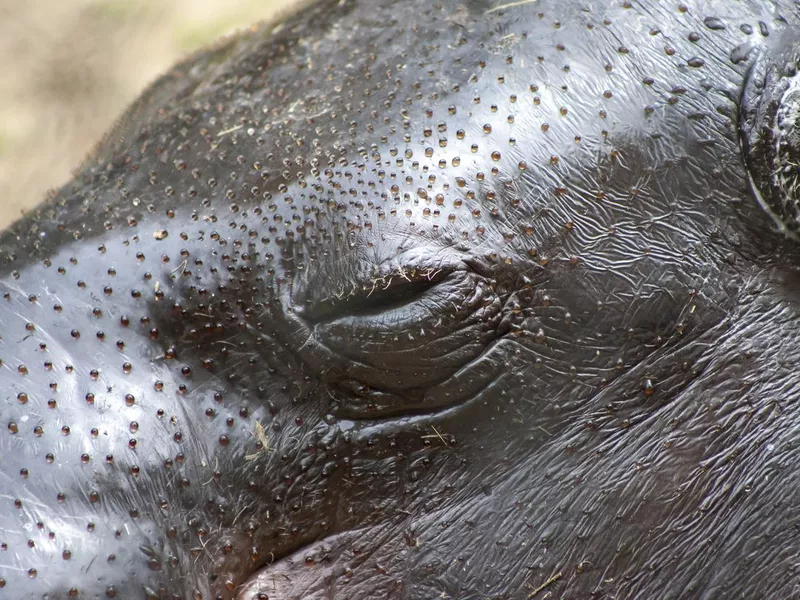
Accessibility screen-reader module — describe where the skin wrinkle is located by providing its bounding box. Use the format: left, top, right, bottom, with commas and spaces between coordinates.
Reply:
334, 324, 733, 597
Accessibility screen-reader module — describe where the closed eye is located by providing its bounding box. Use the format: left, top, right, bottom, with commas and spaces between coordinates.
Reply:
308, 266, 455, 324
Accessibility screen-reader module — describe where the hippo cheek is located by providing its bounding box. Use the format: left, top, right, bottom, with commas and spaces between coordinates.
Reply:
0, 274, 390, 599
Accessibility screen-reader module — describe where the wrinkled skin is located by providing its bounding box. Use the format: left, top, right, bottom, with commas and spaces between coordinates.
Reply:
3, 0, 800, 598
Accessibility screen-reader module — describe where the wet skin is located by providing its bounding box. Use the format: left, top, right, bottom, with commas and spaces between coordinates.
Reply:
3, 0, 800, 598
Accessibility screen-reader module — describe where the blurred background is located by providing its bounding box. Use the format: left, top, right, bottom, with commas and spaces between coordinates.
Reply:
0, 0, 300, 228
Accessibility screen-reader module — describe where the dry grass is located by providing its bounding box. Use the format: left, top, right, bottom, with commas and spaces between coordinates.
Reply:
0, 0, 300, 228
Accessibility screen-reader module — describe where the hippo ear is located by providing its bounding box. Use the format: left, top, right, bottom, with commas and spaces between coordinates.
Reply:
741, 32, 800, 238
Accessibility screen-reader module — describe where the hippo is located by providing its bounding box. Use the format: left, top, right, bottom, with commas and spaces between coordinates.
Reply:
3, 0, 800, 597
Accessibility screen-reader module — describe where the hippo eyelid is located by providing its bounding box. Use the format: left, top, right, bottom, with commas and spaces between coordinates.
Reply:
306, 263, 458, 324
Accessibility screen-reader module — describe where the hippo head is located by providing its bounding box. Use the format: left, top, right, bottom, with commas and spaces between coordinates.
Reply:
4, 0, 800, 598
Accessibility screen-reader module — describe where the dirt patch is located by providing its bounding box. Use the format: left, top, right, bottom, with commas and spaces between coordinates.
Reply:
0, 0, 300, 228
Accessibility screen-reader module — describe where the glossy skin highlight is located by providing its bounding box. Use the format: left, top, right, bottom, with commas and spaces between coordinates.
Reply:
2, 0, 800, 598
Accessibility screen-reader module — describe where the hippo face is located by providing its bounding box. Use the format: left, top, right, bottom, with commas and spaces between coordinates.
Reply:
3, 0, 800, 598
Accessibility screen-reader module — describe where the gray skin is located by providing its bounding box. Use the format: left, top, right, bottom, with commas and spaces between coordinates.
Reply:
2, 0, 800, 598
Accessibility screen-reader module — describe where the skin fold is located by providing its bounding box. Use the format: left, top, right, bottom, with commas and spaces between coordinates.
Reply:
2, 0, 800, 598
